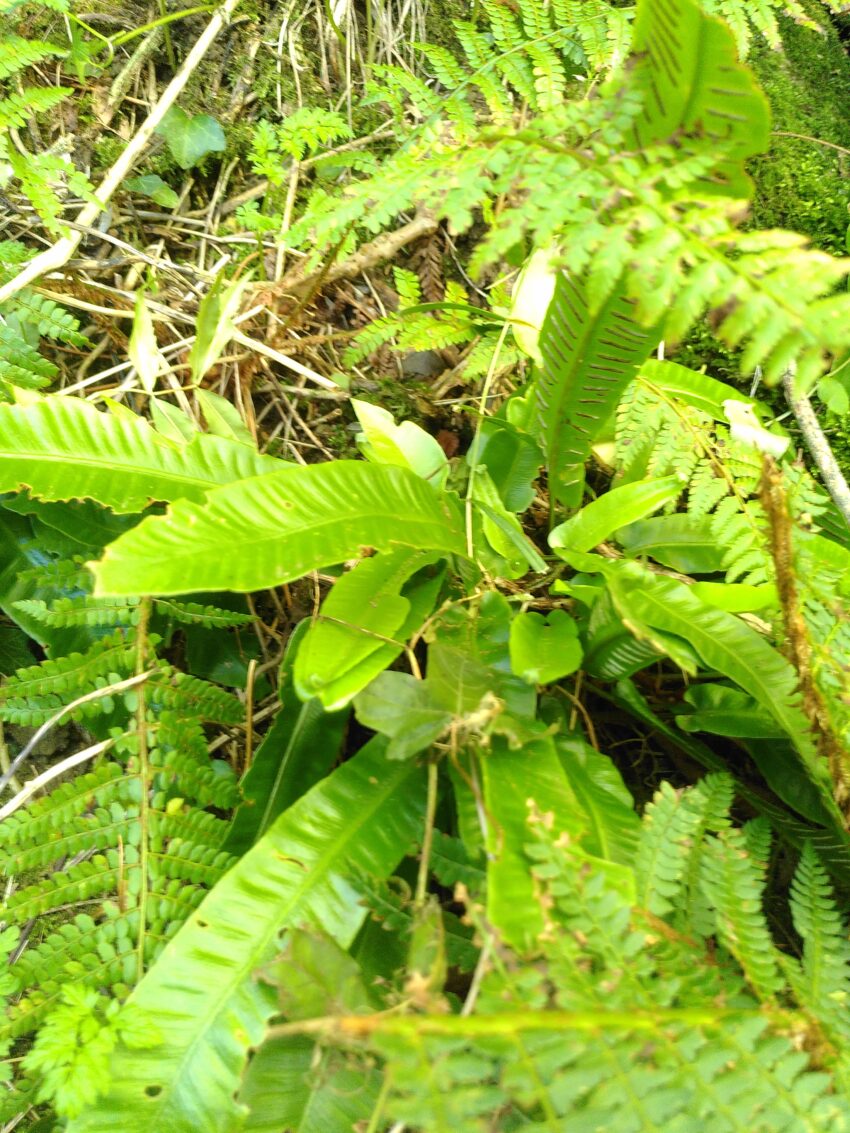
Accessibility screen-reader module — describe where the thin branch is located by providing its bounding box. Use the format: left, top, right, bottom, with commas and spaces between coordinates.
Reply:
0, 739, 114, 822
0, 670, 156, 794
782, 367, 850, 528
0, 0, 243, 308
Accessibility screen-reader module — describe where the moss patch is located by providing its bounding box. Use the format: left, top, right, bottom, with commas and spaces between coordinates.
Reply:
747, 7, 850, 252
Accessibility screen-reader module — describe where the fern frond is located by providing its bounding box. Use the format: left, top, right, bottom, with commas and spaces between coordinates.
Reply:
0, 34, 60, 79
0, 86, 69, 130
0, 323, 57, 390
700, 826, 783, 1000
372, 798, 847, 1130
7, 916, 137, 1040
148, 670, 244, 726
0, 634, 139, 725
153, 599, 254, 628
789, 842, 850, 1042
152, 712, 239, 809
478, 0, 538, 103
635, 774, 734, 919
701, 0, 822, 53
4, 854, 128, 922
10, 803, 139, 874
12, 596, 141, 628
8, 289, 87, 346
0, 763, 125, 847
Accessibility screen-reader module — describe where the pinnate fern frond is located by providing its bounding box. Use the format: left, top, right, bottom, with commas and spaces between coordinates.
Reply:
635, 773, 734, 919
0, 634, 139, 725
360, 795, 850, 1131
13, 596, 142, 628
789, 842, 850, 1042
700, 825, 784, 999
0, 86, 68, 130
153, 599, 255, 629
0, 323, 57, 390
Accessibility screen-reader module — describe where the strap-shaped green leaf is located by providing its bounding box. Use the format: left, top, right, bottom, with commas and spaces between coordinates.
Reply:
66, 739, 425, 1133
617, 513, 727, 574
638, 359, 758, 421
550, 476, 682, 554
533, 273, 662, 508
0, 397, 281, 512
556, 735, 641, 866
294, 549, 444, 710
605, 562, 842, 823
631, 0, 770, 199
91, 462, 467, 596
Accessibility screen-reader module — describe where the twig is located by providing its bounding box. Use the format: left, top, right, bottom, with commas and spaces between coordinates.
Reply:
782, 366, 850, 528
266, 213, 439, 298
0, 0, 243, 308
0, 739, 115, 822
0, 670, 156, 794
232, 330, 342, 390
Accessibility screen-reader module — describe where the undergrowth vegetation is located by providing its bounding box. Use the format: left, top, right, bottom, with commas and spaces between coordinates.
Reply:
3, 0, 850, 1129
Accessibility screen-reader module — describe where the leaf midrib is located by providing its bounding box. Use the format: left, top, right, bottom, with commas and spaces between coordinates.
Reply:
128, 758, 417, 1130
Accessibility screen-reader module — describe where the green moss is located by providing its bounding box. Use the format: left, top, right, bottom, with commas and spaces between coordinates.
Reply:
423, 0, 471, 48
674, 8, 850, 383
747, 7, 850, 252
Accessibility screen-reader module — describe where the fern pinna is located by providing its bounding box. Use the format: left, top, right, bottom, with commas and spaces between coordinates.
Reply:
0, 557, 253, 1119
251, 775, 850, 1130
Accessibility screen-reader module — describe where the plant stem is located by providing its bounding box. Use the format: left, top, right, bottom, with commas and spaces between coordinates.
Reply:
782, 367, 850, 528
415, 760, 439, 906
0, 0, 243, 308
135, 598, 153, 983
158, 0, 177, 67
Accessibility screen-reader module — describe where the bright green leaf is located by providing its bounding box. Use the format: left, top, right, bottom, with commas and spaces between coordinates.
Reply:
677, 684, 783, 739
91, 462, 466, 596
353, 399, 449, 487
550, 477, 683, 556
125, 174, 179, 208
0, 396, 281, 512
65, 740, 424, 1133
294, 549, 443, 710
354, 672, 451, 760
556, 734, 640, 864
188, 270, 249, 384
617, 514, 727, 574
155, 107, 226, 170
195, 389, 254, 446
509, 609, 582, 685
